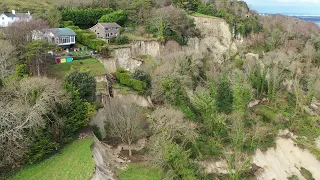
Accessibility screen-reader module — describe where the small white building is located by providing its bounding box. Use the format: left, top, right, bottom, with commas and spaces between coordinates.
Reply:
32, 28, 76, 49
0, 10, 32, 27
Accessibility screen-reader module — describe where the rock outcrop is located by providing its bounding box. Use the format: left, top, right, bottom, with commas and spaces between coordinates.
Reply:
198, 130, 320, 180
98, 16, 237, 73
253, 137, 320, 180
91, 135, 126, 180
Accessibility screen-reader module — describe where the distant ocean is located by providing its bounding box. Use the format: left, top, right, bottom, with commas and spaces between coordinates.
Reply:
261, 13, 320, 27
289, 15, 320, 26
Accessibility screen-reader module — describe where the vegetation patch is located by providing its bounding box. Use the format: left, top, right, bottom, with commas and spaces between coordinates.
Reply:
191, 12, 217, 19
48, 58, 106, 79
300, 167, 315, 180
117, 162, 163, 180
11, 138, 95, 180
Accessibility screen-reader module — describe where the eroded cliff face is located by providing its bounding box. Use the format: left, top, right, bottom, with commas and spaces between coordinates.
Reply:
98, 16, 236, 72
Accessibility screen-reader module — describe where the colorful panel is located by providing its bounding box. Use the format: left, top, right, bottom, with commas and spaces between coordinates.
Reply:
61, 58, 66, 63
56, 58, 61, 64
66, 57, 73, 62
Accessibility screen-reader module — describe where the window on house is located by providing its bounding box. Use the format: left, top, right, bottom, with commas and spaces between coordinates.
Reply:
58, 36, 70, 44
106, 28, 109, 30
71, 36, 75, 43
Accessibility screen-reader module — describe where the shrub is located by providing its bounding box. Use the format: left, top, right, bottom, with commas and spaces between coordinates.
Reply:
131, 79, 147, 93
67, 25, 107, 51
133, 70, 151, 88
62, 8, 113, 25
111, 35, 129, 45
249, 64, 268, 98
216, 75, 233, 114
64, 70, 97, 103
63, 21, 74, 27
92, 125, 102, 140
15, 64, 28, 77
98, 10, 128, 26
115, 68, 148, 93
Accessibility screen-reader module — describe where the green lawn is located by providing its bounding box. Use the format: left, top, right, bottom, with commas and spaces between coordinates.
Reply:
122, 32, 157, 41
113, 83, 139, 95
118, 162, 163, 180
48, 58, 106, 79
11, 138, 95, 180
191, 13, 217, 19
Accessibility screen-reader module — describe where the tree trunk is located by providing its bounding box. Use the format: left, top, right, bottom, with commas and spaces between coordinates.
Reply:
37, 59, 40, 77
128, 141, 132, 157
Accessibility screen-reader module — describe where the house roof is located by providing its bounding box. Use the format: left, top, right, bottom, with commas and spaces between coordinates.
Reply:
3, 13, 32, 18
98, 23, 121, 28
45, 28, 76, 36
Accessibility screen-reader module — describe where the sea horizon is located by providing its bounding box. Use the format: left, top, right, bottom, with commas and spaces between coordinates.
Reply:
259, 13, 320, 26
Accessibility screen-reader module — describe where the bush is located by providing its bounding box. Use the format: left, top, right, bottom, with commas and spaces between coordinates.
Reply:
15, 64, 28, 77
67, 25, 107, 51
133, 70, 151, 88
216, 75, 233, 114
62, 21, 74, 27
111, 35, 129, 45
115, 68, 148, 93
92, 125, 102, 140
62, 8, 113, 25
64, 70, 97, 103
98, 10, 128, 26
131, 79, 147, 93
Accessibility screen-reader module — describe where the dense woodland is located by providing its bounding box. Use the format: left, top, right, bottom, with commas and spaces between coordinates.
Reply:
1, 0, 320, 179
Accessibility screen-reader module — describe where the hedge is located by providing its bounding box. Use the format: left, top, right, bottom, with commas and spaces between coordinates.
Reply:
115, 68, 147, 93
62, 8, 114, 25
98, 10, 128, 26
66, 24, 107, 51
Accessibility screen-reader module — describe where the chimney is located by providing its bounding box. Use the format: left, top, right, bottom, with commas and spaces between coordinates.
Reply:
28, 11, 30, 15
12, 10, 15, 14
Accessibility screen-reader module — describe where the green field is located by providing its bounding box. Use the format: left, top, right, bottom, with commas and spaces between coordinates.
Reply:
48, 58, 107, 79
1, 0, 53, 13
11, 138, 95, 180
118, 163, 163, 180
191, 13, 217, 19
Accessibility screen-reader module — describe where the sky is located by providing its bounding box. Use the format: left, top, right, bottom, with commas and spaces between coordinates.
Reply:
243, 0, 320, 15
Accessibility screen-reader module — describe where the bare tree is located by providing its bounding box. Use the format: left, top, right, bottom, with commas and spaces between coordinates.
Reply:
95, 98, 146, 156
0, 40, 16, 79
147, 107, 198, 165
0, 77, 69, 167
4, 19, 49, 49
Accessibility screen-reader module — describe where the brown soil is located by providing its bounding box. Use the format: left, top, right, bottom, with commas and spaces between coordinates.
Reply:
119, 150, 146, 163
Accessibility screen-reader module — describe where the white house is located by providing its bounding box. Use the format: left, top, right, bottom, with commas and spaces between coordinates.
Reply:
0, 10, 32, 27
32, 28, 76, 49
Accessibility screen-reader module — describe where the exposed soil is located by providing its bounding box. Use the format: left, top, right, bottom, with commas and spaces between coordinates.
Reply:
119, 150, 146, 163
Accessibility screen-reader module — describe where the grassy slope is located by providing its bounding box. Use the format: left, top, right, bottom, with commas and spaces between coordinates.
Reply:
48, 58, 107, 79
11, 138, 95, 180
192, 12, 217, 19
117, 162, 163, 180
2, 0, 53, 13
